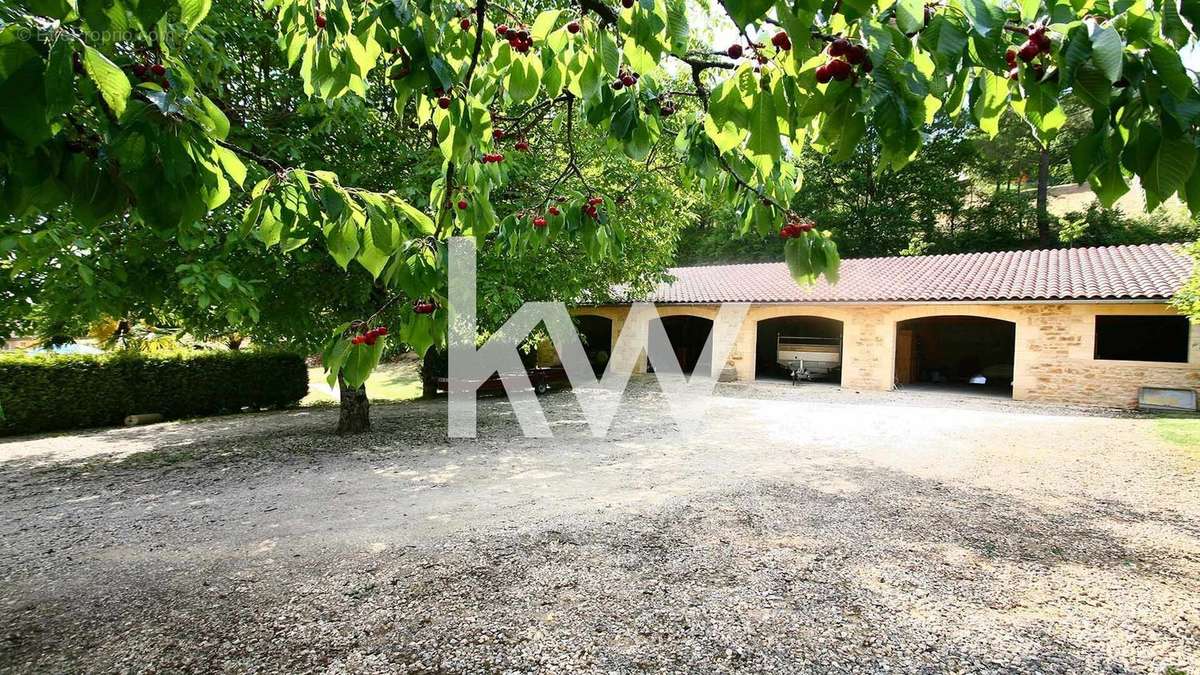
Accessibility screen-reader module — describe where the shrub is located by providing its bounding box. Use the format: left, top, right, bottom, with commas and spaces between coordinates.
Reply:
0, 350, 308, 436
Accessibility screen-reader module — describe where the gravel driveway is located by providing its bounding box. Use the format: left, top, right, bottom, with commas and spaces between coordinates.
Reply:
1, 378, 1198, 673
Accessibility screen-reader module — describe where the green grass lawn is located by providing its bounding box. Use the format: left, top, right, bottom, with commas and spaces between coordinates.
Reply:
1155, 417, 1200, 457
303, 360, 423, 405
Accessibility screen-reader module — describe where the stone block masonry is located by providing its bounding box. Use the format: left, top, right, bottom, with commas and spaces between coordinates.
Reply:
563, 302, 1199, 410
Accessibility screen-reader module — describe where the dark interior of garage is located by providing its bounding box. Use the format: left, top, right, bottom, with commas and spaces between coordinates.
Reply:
648, 316, 713, 375
755, 316, 844, 383
895, 316, 1016, 394
575, 315, 613, 375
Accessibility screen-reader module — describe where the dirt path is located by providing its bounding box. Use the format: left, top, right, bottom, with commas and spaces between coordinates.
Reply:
1, 380, 1198, 673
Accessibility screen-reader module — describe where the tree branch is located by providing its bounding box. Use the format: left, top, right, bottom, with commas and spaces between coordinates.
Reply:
215, 138, 286, 174
579, 0, 618, 26
463, 0, 488, 89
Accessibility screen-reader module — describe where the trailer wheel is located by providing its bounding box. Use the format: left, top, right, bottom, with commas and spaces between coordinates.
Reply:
535, 380, 549, 395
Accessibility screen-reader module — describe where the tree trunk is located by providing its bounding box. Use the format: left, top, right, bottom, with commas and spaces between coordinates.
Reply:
1036, 146, 1052, 247
337, 373, 371, 434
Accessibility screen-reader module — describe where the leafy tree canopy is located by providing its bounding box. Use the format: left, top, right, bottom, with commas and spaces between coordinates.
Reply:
4, 0, 1200, 389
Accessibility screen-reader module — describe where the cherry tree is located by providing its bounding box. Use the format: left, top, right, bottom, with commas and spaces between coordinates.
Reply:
2, 0, 1198, 431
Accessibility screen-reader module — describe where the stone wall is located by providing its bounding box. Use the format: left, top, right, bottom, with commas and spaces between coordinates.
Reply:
568, 301, 1199, 409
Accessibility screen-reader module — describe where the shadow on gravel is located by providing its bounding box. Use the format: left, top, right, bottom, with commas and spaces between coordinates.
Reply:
1, 462, 1194, 673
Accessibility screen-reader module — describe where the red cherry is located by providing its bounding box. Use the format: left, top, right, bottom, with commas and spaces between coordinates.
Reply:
533, 217, 548, 228
779, 225, 796, 238
622, 0, 634, 7
846, 45, 866, 65
829, 59, 852, 81
457, 199, 468, 210
376, 326, 388, 336
861, 59, 873, 74
438, 95, 451, 109
460, 18, 471, 30
1018, 41, 1040, 62
365, 335, 378, 346
621, 74, 636, 87
568, 20, 581, 34
1034, 32, 1051, 52
160, 78, 170, 91
132, 64, 147, 77
549, 206, 560, 216
497, 24, 509, 36
771, 31, 791, 51
815, 64, 832, 84
315, 12, 326, 29
1009, 67, 1020, 81
493, 129, 505, 140
829, 38, 850, 57
351, 335, 364, 345
727, 43, 743, 59
796, 220, 814, 233
1005, 48, 1018, 65
150, 63, 165, 76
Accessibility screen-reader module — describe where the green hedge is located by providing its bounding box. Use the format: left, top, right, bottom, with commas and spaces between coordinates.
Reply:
0, 350, 308, 436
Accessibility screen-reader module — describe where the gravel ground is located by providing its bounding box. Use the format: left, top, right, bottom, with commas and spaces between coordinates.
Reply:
1, 378, 1198, 673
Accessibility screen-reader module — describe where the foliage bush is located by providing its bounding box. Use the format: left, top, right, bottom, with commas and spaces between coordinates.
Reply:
0, 350, 308, 436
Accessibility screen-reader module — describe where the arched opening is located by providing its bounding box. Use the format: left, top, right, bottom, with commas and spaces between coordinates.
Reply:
647, 315, 714, 376
755, 316, 844, 384
895, 316, 1016, 397
575, 315, 613, 376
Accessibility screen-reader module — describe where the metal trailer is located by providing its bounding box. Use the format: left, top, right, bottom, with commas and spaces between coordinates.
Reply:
776, 335, 841, 383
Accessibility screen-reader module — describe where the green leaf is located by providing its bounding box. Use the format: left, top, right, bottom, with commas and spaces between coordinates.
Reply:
531, 10, 562, 42
395, 199, 435, 233
1070, 131, 1103, 183
1088, 23, 1123, 83
342, 339, 385, 389
506, 57, 540, 102
784, 236, 813, 283
1072, 64, 1111, 108
82, 45, 130, 117
214, 146, 247, 187
665, 0, 689, 54
1149, 41, 1194, 99
1161, 0, 1190, 47
972, 70, 1008, 137
178, 0, 212, 32
1020, 79, 1066, 143
746, 89, 781, 174
895, 0, 924, 34
962, 0, 1004, 37
599, 30, 620, 77
819, 237, 840, 284
44, 38, 75, 120
720, 0, 773, 28
1141, 128, 1197, 201
327, 220, 361, 269
1186, 164, 1200, 213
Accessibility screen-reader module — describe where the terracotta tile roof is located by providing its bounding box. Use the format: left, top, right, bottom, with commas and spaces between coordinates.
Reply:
614, 244, 1195, 304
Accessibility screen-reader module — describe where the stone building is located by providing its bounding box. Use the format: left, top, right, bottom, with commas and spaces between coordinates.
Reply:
567, 244, 1199, 410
